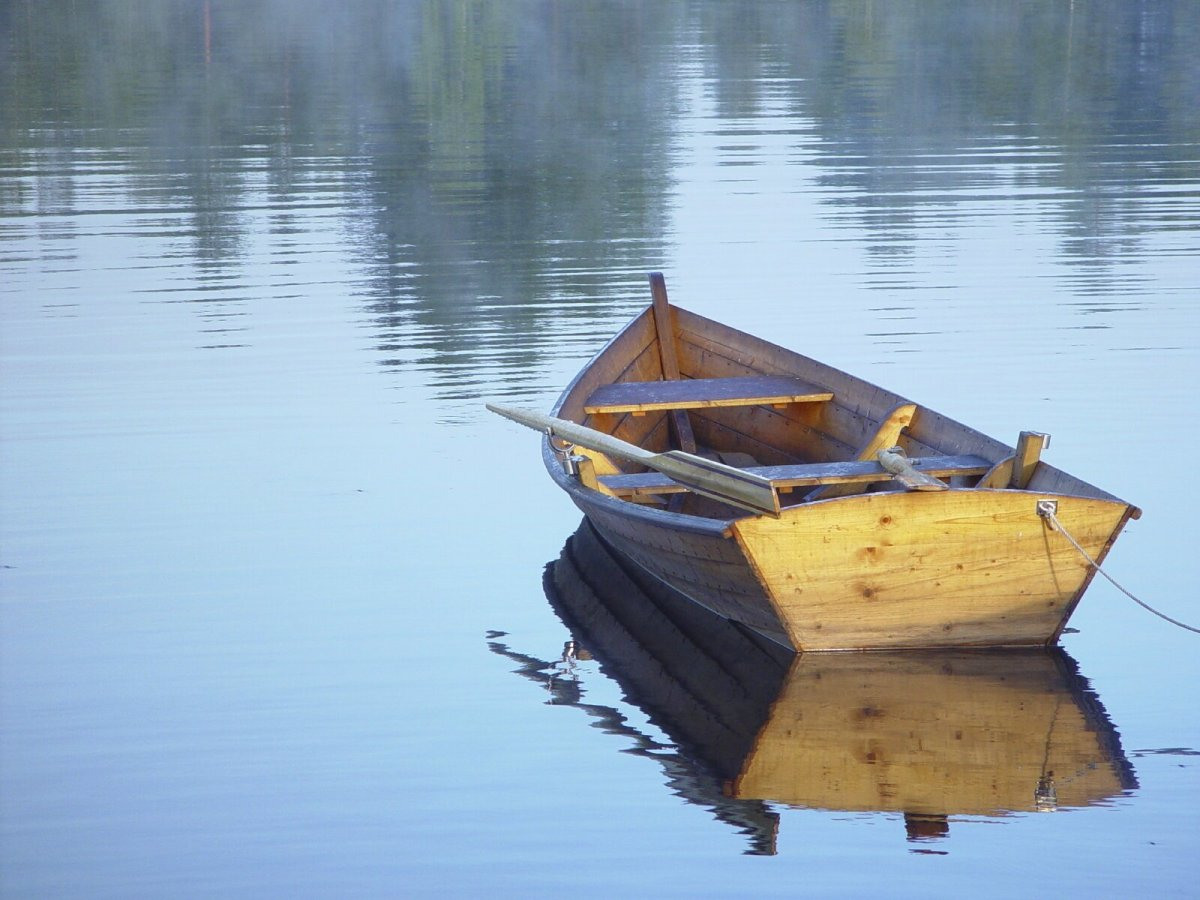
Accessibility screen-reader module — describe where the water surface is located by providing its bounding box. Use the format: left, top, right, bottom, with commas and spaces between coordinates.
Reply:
2, 2, 1198, 896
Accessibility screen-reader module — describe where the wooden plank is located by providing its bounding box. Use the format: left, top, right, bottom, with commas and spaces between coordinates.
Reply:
732, 491, 1132, 650
673, 308, 906, 419
688, 414, 810, 468
616, 413, 670, 456
675, 328, 928, 460
977, 455, 1015, 489
569, 448, 620, 497
877, 447, 951, 492
690, 399, 853, 465
902, 404, 1014, 462
650, 273, 683, 380
674, 313, 1014, 462
489, 403, 781, 516
1010, 431, 1049, 489
855, 404, 917, 461
807, 402, 918, 501
577, 338, 673, 454
656, 345, 844, 460
584, 375, 834, 415
649, 273, 697, 453
601, 345, 676, 451
599, 454, 990, 498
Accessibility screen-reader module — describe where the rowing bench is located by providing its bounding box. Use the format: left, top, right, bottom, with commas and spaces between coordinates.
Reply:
583, 375, 832, 415
598, 454, 992, 500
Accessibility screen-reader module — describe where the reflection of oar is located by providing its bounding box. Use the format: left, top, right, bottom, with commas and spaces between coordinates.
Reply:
487, 403, 780, 517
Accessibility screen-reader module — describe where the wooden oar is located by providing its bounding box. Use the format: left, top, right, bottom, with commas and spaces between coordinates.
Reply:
487, 403, 780, 517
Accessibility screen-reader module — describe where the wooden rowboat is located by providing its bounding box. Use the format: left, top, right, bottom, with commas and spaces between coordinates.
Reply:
492, 274, 1140, 651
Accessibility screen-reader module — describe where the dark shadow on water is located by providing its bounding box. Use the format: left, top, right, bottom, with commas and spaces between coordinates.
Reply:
489, 519, 1138, 855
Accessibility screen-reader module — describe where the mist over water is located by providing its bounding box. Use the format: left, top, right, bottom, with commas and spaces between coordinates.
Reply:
2, 2, 1198, 895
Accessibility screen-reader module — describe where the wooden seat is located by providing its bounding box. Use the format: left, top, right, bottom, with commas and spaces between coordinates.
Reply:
598, 455, 991, 500
584, 375, 832, 416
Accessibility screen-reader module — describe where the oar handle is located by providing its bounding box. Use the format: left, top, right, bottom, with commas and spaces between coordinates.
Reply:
487, 402, 781, 517
486, 403, 655, 464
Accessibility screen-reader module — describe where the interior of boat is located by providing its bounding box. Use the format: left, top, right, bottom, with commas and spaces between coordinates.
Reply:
555, 276, 1034, 518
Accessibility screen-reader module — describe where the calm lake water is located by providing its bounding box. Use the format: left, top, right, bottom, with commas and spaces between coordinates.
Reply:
2, 2, 1198, 896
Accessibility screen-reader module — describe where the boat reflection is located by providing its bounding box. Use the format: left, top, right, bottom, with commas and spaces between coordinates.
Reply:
489, 520, 1137, 854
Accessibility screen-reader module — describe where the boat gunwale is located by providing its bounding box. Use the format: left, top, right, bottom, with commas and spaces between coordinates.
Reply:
545, 303, 1135, 528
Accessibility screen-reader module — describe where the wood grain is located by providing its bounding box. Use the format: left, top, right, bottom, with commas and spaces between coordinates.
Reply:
649, 273, 698, 453
599, 454, 990, 497
732, 490, 1132, 650
584, 375, 833, 414
1011, 431, 1049, 489
807, 402, 918, 500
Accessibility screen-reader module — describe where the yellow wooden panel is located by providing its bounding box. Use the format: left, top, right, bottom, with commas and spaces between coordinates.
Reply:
584, 378, 833, 414
1011, 431, 1050, 488
732, 490, 1132, 650
977, 455, 1015, 489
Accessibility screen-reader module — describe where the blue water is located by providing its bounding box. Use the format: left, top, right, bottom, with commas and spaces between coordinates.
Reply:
2, 2, 1198, 895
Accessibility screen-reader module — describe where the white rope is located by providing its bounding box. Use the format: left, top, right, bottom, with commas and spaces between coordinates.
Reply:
1041, 505, 1200, 635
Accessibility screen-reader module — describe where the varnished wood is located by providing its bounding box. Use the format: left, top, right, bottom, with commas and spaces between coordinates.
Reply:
517, 276, 1140, 651
599, 454, 990, 498
674, 312, 932, 454
854, 403, 917, 459
584, 375, 833, 415
731, 491, 1131, 650
977, 454, 1015, 489
490, 403, 781, 517
649, 273, 698, 453
675, 329, 929, 463
650, 273, 683, 380
1011, 431, 1049, 489
807, 402, 918, 500
586, 372, 834, 412
572, 446, 621, 477
571, 453, 622, 497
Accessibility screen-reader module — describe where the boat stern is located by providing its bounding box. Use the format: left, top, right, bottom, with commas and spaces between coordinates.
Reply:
731, 489, 1135, 651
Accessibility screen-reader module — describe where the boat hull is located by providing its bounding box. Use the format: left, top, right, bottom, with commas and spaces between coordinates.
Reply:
569, 481, 1133, 651
536, 294, 1138, 651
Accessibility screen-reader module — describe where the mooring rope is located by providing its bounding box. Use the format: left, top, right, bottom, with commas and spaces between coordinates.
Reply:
1039, 503, 1200, 635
